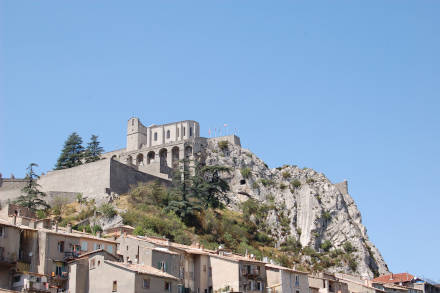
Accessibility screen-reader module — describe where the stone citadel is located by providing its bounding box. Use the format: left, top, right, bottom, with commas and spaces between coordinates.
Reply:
0, 117, 241, 202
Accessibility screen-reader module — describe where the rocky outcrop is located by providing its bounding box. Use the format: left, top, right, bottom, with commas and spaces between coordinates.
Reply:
203, 139, 389, 278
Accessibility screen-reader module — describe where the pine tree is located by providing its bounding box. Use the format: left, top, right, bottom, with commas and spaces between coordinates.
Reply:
14, 163, 50, 211
84, 135, 104, 163
55, 132, 84, 170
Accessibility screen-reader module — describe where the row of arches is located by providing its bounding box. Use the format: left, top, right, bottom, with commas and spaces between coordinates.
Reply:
126, 146, 193, 171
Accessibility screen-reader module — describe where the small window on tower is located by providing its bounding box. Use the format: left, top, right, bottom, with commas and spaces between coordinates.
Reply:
167, 130, 170, 139
190, 127, 193, 137
154, 133, 158, 141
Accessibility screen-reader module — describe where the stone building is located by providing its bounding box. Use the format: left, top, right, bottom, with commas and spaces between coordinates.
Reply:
265, 264, 309, 293
102, 118, 240, 180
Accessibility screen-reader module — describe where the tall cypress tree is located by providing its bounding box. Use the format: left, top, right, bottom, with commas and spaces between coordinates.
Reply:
84, 134, 104, 163
55, 132, 84, 170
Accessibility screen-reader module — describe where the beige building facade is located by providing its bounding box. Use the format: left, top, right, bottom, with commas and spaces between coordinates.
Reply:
265, 264, 309, 293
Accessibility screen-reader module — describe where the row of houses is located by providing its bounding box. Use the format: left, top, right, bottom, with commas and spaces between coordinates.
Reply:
0, 204, 438, 293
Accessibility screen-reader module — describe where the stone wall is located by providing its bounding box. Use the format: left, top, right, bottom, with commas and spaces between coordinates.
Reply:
207, 135, 241, 147
0, 178, 28, 203
37, 159, 169, 202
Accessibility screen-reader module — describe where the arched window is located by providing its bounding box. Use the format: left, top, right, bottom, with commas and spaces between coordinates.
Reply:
147, 151, 155, 164
190, 127, 193, 137
154, 132, 158, 141
177, 128, 179, 138
136, 154, 144, 166
167, 130, 170, 139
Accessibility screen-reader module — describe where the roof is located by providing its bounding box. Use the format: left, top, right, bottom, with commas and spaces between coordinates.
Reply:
125, 235, 265, 264
372, 273, 415, 284
104, 225, 134, 232
42, 226, 118, 244
105, 261, 179, 280
265, 263, 308, 275
68, 249, 119, 263
0, 218, 37, 231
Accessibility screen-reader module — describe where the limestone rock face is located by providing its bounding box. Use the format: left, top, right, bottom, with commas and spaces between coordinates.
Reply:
203, 140, 389, 278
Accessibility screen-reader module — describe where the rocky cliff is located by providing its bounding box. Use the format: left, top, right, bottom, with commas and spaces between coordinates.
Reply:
203, 139, 389, 278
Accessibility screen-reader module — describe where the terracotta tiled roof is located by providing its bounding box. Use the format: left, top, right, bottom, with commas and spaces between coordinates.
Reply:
265, 263, 308, 275
105, 261, 179, 280
372, 273, 414, 284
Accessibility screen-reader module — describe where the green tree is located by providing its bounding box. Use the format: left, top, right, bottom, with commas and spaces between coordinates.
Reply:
187, 162, 231, 209
14, 163, 50, 211
55, 132, 84, 169
84, 135, 104, 163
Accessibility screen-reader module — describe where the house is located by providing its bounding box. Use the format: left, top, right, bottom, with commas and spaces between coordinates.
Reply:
209, 250, 267, 293
0, 219, 38, 290
117, 234, 219, 293
88, 254, 179, 292
371, 273, 439, 293
265, 264, 309, 293
35, 224, 118, 290
67, 249, 120, 293
333, 273, 385, 293
10, 272, 51, 292
308, 272, 349, 293
103, 225, 135, 238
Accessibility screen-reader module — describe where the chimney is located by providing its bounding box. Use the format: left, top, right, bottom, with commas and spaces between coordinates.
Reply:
67, 223, 72, 233
12, 215, 16, 225
83, 227, 86, 233
54, 221, 58, 232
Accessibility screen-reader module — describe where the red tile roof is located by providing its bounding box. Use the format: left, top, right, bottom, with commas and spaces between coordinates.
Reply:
372, 273, 414, 284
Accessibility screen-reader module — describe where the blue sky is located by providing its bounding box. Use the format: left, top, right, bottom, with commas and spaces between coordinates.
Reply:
1, 1, 439, 280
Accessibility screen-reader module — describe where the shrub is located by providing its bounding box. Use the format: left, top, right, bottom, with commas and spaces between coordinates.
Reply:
302, 246, 316, 256
218, 140, 229, 151
99, 203, 117, 218
343, 241, 355, 253
252, 182, 259, 189
240, 167, 252, 179
282, 172, 291, 179
306, 178, 315, 184
322, 211, 332, 221
291, 179, 301, 188
259, 179, 274, 187
320, 240, 332, 252
279, 183, 287, 190
348, 256, 358, 272
245, 152, 253, 158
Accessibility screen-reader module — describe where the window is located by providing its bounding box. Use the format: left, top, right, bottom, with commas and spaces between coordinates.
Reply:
143, 279, 150, 289
177, 128, 179, 137
256, 281, 262, 291
165, 281, 171, 292
158, 261, 167, 272
154, 132, 158, 141
55, 265, 64, 276
183, 127, 186, 136
209, 267, 212, 277
295, 275, 300, 287
112, 281, 117, 292
0, 227, 4, 237
97, 260, 101, 266
58, 241, 64, 253
13, 275, 20, 283
167, 130, 170, 139
190, 127, 193, 137
132, 119, 134, 126
93, 243, 102, 250
81, 242, 88, 251
107, 245, 113, 253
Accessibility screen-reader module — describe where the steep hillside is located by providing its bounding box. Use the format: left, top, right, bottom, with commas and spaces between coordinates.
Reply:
203, 139, 389, 278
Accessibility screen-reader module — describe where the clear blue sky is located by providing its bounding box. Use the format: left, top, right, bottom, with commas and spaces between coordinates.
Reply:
1, 1, 439, 280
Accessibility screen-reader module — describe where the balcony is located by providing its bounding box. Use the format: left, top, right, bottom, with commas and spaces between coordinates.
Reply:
63, 251, 79, 261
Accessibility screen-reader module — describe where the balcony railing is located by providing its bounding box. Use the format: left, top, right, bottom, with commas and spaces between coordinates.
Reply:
63, 251, 79, 261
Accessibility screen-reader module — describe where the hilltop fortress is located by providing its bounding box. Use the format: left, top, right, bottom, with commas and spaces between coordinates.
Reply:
0, 118, 240, 202
103, 117, 240, 179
